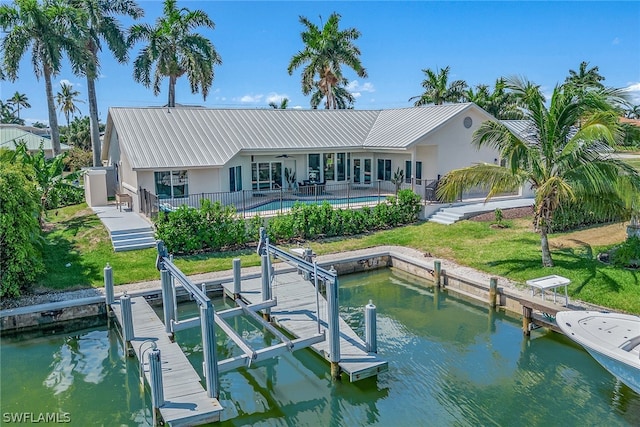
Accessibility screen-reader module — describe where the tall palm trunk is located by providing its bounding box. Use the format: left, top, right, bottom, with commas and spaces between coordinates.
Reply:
44, 65, 62, 156
86, 71, 102, 167
168, 75, 177, 107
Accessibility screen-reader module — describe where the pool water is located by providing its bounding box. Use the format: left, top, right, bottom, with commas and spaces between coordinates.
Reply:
2, 268, 639, 426
246, 195, 382, 213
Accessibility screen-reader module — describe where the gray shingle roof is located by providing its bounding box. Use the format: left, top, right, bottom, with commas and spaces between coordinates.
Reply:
105, 103, 486, 170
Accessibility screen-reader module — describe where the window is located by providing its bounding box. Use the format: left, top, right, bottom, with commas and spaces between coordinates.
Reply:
416, 161, 423, 180
337, 153, 345, 181
323, 153, 335, 181
308, 154, 320, 182
405, 161, 412, 183
229, 166, 242, 192
155, 170, 188, 199
377, 159, 391, 181
252, 162, 281, 190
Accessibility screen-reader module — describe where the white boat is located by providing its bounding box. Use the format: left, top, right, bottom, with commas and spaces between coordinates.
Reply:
556, 310, 640, 395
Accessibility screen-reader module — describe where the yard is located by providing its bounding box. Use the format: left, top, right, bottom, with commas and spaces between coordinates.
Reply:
27, 202, 640, 314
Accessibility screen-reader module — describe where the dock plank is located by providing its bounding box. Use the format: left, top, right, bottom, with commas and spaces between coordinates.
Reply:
111, 297, 223, 426
222, 270, 388, 381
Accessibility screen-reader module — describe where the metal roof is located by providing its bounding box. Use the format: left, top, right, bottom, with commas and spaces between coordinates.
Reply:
105, 104, 491, 170
501, 120, 540, 145
364, 103, 477, 148
0, 126, 69, 152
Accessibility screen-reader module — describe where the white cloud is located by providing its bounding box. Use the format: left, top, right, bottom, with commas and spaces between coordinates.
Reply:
58, 79, 81, 88
265, 92, 288, 104
24, 117, 49, 127
239, 94, 263, 103
624, 82, 640, 104
346, 80, 375, 99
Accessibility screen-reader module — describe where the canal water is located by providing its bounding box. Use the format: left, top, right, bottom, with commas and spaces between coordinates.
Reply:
2, 268, 638, 426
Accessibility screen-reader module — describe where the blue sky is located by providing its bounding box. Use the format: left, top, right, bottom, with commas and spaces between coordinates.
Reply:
2, 0, 639, 126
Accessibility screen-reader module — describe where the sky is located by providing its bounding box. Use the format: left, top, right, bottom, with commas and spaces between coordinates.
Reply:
1, 0, 639, 126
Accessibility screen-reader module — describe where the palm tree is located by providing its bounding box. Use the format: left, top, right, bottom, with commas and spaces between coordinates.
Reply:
129, 0, 222, 108
269, 98, 289, 109
565, 61, 605, 92
310, 82, 355, 109
0, 0, 88, 156
56, 82, 84, 144
8, 92, 30, 119
70, 0, 143, 167
625, 104, 640, 119
437, 77, 640, 267
466, 78, 523, 120
288, 13, 367, 110
409, 66, 467, 106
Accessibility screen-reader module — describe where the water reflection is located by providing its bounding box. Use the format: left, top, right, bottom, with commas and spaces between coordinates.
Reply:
44, 330, 110, 394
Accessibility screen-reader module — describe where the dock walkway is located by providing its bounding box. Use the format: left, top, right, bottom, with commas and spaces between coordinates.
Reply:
222, 269, 388, 381
111, 297, 223, 426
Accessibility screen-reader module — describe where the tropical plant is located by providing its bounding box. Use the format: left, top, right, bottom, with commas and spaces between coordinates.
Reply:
625, 104, 640, 119
11, 142, 79, 227
56, 82, 84, 144
288, 12, 367, 110
465, 78, 523, 119
0, 100, 21, 124
129, 0, 221, 108
0, 161, 44, 297
310, 82, 355, 109
409, 66, 467, 106
0, 0, 88, 156
8, 91, 30, 120
437, 77, 640, 267
269, 98, 289, 109
70, 0, 142, 167
564, 61, 605, 93
32, 121, 47, 128
391, 167, 405, 194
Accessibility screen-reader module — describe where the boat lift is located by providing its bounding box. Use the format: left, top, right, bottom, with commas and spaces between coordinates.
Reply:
154, 228, 341, 399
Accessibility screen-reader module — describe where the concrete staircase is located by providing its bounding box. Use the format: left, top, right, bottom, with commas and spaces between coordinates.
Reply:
428, 207, 468, 225
428, 197, 535, 225
110, 227, 156, 252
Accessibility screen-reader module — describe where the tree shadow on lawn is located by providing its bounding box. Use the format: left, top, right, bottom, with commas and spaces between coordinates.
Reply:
484, 241, 637, 297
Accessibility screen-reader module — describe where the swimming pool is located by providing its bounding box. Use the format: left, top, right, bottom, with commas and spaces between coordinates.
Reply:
246, 195, 385, 213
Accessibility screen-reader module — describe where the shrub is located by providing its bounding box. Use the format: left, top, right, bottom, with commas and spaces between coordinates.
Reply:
155, 190, 423, 255
551, 200, 625, 232
610, 236, 640, 268
0, 164, 44, 297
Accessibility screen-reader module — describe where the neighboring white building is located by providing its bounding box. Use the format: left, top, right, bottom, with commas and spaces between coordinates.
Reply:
102, 103, 501, 212
0, 125, 69, 158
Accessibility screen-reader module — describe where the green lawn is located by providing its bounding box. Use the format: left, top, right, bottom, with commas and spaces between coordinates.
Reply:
38, 203, 640, 314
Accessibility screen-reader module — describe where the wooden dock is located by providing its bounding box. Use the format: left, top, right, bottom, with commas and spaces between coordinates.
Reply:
111, 297, 223, 426
222, 270, 388, 381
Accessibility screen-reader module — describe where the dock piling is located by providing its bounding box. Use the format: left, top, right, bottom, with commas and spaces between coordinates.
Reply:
104, 263, 114, 306
121, 293, 134, 356
233, 258, 241, 298
149, 347, 164, 426
434, 260, 441, 288
489, 277, 498, 308
160, 269, 175, 338
365, 300, 377, 353
261, 254, 272, 321
522, 306, 533, 336
327, 266, 341, 380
